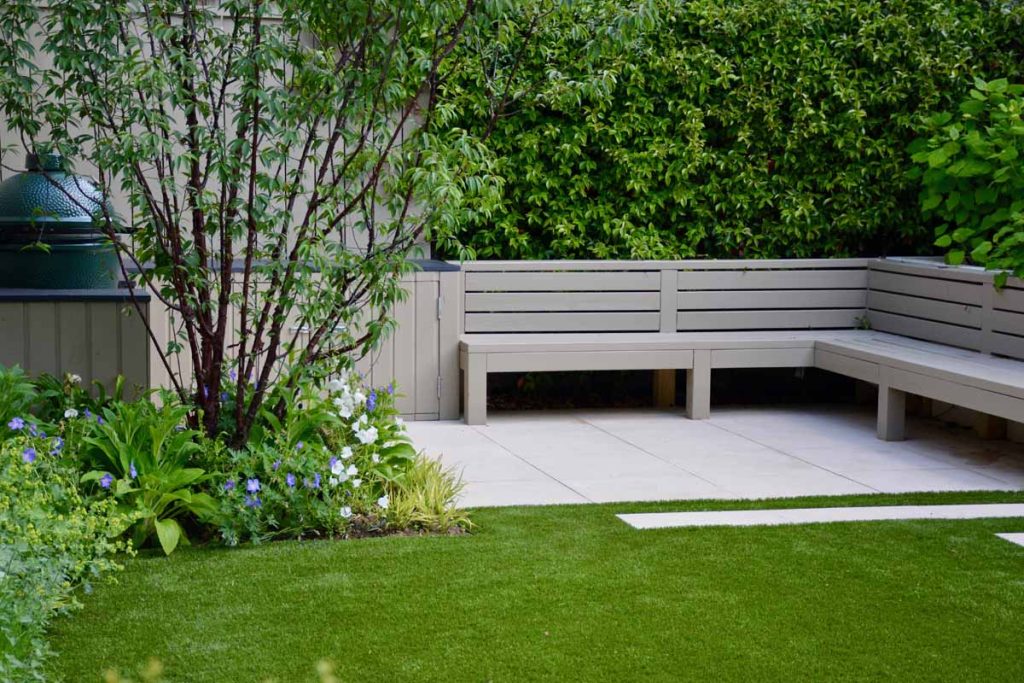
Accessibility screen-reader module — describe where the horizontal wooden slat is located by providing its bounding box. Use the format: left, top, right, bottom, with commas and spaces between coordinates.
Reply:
815, 348, 880, 383
711, 347, 815, 368
868, 270, 981, 306
887, 367, 1024, 423
873, 258, 1023, 288
466, 271, 660, 292
677, 309, 861, 331
677, 289, 865, 311
465, 311, 659, 333
866, 311, 981, 351
994, 287, 1024, 314
466, 291, 658, 312
678, 269, 867, 290
486, 349, 693, 373
990, 332, 1024, 361
991, 310, 1024, 337
867, 290, 982, 329
460, 258, 872, 272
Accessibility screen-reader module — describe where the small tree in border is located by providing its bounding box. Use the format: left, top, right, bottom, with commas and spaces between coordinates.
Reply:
0, 0, 502, 445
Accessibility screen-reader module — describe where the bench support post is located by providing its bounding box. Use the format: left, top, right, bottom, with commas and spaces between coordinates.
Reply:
686, 350, 711, 419
877, 382, 906, 441
653, 369, 676, 407
463, 352, 487, 426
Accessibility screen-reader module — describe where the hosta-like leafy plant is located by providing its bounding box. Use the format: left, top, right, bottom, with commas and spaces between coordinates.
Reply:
909, 77, 1024, 285
78, 400, 217, 555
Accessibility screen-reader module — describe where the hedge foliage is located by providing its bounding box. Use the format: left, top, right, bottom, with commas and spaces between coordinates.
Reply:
438, 0, 1024, 259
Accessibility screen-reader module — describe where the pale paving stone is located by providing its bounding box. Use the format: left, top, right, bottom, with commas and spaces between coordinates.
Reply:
619, 504, 1024, 529
844, 468, 1012, 494
457, 479, 589, 507
996, 533, 1024, 547
560, 475, 726, 504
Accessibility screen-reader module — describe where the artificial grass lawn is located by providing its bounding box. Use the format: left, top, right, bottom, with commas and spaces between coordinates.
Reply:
53, 491, 1024, 682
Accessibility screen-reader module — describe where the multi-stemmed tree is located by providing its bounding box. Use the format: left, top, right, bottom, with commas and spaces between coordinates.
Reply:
0, 0, 503, 444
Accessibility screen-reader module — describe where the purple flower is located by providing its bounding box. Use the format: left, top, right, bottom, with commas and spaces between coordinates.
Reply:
28, 423, 38, 437
229, 369, 238, 381
84, 408, 92, 419
387, 382, 394, 395
305, 473, 321, 489
272, 459, 281, 471
100, 473, 113, 489
129, 461, 138, 479
22, 447, 36, 463
220, 392, 229, 402
224, 479, 236, 492
38, 431, 46, 439
49, 437, 64, 455
329, 456, 338, 470
246, 478, 260, 493
367, 390, 377, 412
7, 417, 24, 431
244, 495, 262, 508
296, 441, 304, 451
96, 416, 104, 425
286, 473, 296, 488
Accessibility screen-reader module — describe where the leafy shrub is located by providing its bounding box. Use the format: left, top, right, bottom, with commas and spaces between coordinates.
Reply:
0, 429, 132, 681
32, 372, 125, 424
384, 454, 471, 533
0, 364, 38, 428
909, 77, 1024, 284
76, 400, 218, 555
439, 0, 1024, 259
215, 372, 416, 544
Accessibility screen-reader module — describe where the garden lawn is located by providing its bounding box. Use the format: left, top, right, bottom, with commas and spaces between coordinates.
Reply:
52, 491, 1024, 682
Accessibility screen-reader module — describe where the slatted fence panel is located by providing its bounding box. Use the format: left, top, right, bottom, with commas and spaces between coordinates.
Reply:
991, 281, 1024, 361
676, 264, 868, 331
464, 268, 662, 333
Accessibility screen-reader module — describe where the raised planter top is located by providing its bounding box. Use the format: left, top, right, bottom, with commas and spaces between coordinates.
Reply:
0, 287, 150, 302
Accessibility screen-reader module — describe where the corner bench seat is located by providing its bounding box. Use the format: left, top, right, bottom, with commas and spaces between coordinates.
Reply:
459, 330, 1024, 440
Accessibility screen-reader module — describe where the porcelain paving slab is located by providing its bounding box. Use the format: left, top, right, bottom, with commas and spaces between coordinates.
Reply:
619, 503, 1024, 529
407, 406, 1024, 507
996, 533, 1024, 547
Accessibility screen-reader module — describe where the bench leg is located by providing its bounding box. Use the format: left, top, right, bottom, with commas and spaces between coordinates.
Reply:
653, 369, 676, 408
686, 350, 711, 419
463, 353, 487, 425
877, 383, 906, 441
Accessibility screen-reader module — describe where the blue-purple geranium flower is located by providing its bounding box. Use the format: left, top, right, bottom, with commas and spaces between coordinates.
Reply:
7, 417, 24, 431
224, 479, 236, 492
100, 473, 114, 489
286, 473, 296, 488
22, 447, 36, 463
129, 461, 138, 479
246, 478, 261, 493
244, 495, 262, 508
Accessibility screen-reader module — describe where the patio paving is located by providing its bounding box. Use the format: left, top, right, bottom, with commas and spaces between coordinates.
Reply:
405, 405, 1024, 507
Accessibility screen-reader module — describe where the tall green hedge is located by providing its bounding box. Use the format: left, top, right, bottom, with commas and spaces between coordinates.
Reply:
438, 0, 1024, 259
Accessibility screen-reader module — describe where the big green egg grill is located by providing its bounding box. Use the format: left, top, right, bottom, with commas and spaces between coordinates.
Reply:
0, 152, 121, 289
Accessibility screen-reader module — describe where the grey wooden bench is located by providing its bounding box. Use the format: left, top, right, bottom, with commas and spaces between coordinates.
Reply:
458, 258, 1024, 441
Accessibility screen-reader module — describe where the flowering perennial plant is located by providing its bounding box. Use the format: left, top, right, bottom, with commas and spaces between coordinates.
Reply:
217, 371, 416, 544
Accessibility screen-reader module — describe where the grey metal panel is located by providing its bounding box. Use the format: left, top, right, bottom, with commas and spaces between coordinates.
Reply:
58, 302, 90, 382
465, 291, 659, 312
678, 289, 866, 311
414, 278, 439, 416
677, 309, 861, 331
120, 305, 150, 399
89, 303, 121, 393
868, 290, 982, 328
27, 302, 59, 377
678, 269, 867, 290
466, 311, 660, 333
0, 303, 26, 369
466, 270, 660, 292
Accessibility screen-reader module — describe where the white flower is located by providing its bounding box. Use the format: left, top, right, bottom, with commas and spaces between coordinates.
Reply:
377, 495, 389, 510
355, 426, 378, 445
68, 373, 82, 385
63, 408, 79, 419
337, 404, 353, 419
340, 446, 353, 460
330, 460, 346, 476
351, 478, 362, 488
328, 475, 340, 487
355, 413, 368, 427
346, 464, 358, 477
339, 506, 352, 519
395, 417, 405, 430
353, 390, 366, 405
371, 453, 380, 464
327, 378, 346, 393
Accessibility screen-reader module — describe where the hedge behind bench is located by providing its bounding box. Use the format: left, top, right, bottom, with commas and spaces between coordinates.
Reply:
438, 0, 1024, 261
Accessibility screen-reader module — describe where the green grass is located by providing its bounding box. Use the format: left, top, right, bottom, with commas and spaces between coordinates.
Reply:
53, 491, 1024, 682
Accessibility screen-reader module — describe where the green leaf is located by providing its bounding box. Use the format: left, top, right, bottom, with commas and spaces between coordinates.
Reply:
934, 235, 952, 248
946, 249, 965, 266
951, 227, 974, 244
154, 518, 182, 556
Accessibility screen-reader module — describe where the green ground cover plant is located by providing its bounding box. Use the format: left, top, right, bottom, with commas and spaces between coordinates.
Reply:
910, 77, 1024, 284
49, 491, 1024, 682
439, 0, 1024, 260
